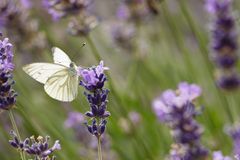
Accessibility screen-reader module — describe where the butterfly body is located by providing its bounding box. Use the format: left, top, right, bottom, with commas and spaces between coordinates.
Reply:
23, 47, 79, 102
68, 62, 78, 77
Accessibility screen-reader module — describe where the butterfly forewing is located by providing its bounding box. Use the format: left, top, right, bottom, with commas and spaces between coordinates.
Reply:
52, 47, 72, 67
23, 63, 67, 84
44, 69, 78, 102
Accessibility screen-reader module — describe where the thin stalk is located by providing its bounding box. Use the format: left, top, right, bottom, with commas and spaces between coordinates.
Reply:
97, 137, 102, 160
85, 35, 101, 62
8, 109, 26, 160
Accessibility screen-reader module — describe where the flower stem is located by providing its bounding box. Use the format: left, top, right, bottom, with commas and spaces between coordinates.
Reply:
8, 109, 26, 160
86, 35, 101, 62
97, 137, 102, 160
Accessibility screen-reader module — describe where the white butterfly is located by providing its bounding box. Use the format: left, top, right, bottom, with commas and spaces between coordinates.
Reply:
23, 47, 79, 102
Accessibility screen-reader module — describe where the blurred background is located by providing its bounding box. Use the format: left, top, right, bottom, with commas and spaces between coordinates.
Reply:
1, 0, 240, 159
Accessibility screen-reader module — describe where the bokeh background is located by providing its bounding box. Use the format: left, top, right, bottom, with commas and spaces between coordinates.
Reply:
1, 0, 240, 159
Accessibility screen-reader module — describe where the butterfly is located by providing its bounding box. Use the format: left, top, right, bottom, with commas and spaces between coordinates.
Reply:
23, 47, 79, 102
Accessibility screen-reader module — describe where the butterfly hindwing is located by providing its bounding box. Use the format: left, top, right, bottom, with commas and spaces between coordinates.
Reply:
44, 69, 78, 102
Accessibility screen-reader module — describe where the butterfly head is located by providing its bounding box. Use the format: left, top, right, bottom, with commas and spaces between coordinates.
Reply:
69, 62, 77, 76
70, 62, 75, 68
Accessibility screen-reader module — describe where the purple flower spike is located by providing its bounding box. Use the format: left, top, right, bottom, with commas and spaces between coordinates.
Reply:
152, 82, 208, 159
212, 151, 232, 160
0, 35, 17, 110
78, 61, 110, 138
226, 124, 240, 157
206, 0, 240, 90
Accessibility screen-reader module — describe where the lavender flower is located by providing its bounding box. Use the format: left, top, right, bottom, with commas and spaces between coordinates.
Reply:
168, 143, 207, 160
0, 0, 46, 55
225, 124, 240, 158
118, 111, 141, 134
212, 151, 232, 160
152, 82, 208, 159
64, 111, 93, 147
117, 0, 151, 22
64, 111, 85, 128
0, 35, 17, 110
216, 70, 240, 90
67, 14, 98, 36
9, 131, 61, 160
42, 0, 90, 21
112, 0, 158, 51
20, 0, 32, 9
78, 61, 110, 138
111, 22, 136, 51
206, 0, 240, 90
43, 0, 97, 36
128, 111, 141, 126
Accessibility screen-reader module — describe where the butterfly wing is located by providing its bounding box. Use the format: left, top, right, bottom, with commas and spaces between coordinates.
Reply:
52, 47, 72, 67
44, 69, 78, 102
23, 63, 67, 84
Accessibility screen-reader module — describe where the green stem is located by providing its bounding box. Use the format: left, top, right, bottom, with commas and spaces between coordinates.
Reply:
8, 109, 26, 160
97, 137, 102, 160
86, 35, 101, 62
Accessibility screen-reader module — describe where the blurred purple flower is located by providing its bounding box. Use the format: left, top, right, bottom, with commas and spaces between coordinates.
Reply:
0, 0, 47, 55
152, 82, 201, 122
153, 82, 208, 159
43, 0, 98, 36
0, 0, 18, 28
168, 143, 208, 160
111, 22, 136, 50
116, 0, 150, 22
226, 124, 240, 157
212, 151, 232, 160
216, 71, 240, 90
0, 35, 17, 110
116, 4, 130, 20
42, 0, 91, 21
128, 111, 141, 126
64, 111, 84, 128
205, 0, 232, 14
20, 0, 32, 8
64, 111, 94, 147
206, 0, 240, 90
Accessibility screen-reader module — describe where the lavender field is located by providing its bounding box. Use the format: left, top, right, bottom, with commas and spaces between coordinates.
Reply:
1, 0, 240, 160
